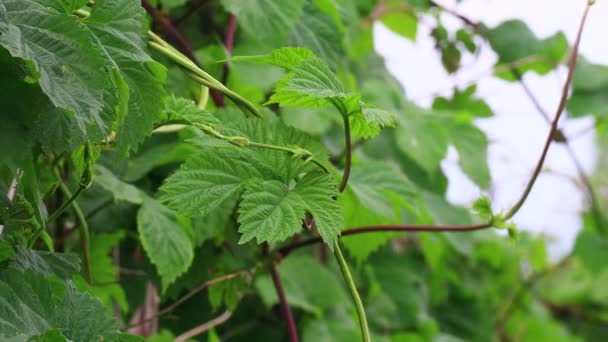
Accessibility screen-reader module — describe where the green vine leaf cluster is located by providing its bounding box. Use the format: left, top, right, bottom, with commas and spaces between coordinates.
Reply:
0, 0, 606, 341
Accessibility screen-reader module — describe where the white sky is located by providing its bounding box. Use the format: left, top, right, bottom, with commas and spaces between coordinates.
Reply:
374, 0, 607, 259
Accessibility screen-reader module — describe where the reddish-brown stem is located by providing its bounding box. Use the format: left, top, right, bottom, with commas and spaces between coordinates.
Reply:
174, 0, 208, 26
278, 222, 491, 256
504, 3, 591, 220
428, 0, 479, 30
141, 0, 224, 106
270, 264, 299, 342
222, 14, 237, 85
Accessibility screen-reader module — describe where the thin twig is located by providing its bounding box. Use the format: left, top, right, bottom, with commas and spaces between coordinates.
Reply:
222, 14, 237, 85
270, 264, 299, 342
278, 223, 490, 256
127, 270, 247, 329
428, 0, 479, 30
54, 170, 92, 284
175, 310, 232, 342
504, 2, 593, 220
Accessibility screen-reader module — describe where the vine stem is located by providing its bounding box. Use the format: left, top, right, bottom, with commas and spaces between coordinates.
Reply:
54, 169, 92, 284
338, 115, 352, 192
278, 223, 491, 256
175, 310, 232, 342
46, 185, 84, 225
504, 1, 592, 220
270, 264, 299, 342
334, 245, 371, 342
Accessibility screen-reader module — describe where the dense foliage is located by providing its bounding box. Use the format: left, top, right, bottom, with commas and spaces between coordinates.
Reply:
0, 0, 607, 341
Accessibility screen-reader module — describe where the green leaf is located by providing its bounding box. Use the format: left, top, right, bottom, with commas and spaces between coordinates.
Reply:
381, 12, 417, 41
94, 165, 143, 204
231, 47, 316, 70
574, 231, 608, 275
0, 0, 110, 139
220, 0, 305, 45
0, 240, 15, 264
567, 59, 608, 119
238, 180, 306, 245
487, 20, 567, 79
255, 255, 349, 315
85, 0, 167, 152
449, 123, 491, 189
288, 2, 346, 68
432, 85, 493, 118
86, 232, 128, 312
160, 148, 269, 217
161, 96, 220, 127
294, 172, 343, 249
38, 0, 88, 13
347, 161, 415, 218
29, 328, 69, 342
268, 57, 350, 109
349, 103, 397, 139
137, 197, 194, 292
472, 196, 493, 221
395, 110, 449, 174
10, 246, 80, 280
0, 269, 120, 341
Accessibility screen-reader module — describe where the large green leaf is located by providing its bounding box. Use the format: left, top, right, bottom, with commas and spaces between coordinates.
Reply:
160, 148, 270, 217
0, 269, 121, 341
238, 180, 306, 245
567, 59, 608, 119
137, 197, 194, 292
85, 0, 167, 152
94, 165, 143, 204
9, 246, 80, 280
221, 0, 305, 45
0, 0, 110, 142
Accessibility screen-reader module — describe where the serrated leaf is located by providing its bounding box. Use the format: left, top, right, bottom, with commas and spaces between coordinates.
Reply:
10, 246, 80, 280
0, 269, 120, 341
160, 148, 270, 217
238, 180, 306, 245
221, 0, 305, 45
349, 103, 396, 139
395, 111, 449, 174
432, 85, 493, 118
161, 96, 220, 127
268, 57, 350, 109
231, 47, 316, 70
294, 172, 343, 249
0, 0, 110, 139
137, 197, 194, 292
94, 165, 143, 204
85, 0, 167, 153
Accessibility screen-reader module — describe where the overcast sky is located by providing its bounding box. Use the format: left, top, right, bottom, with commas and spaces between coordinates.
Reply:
374, 0, 607, 259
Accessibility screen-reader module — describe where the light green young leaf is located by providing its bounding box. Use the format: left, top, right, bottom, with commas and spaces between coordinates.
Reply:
231, 47, 316, 70
87, 232, 128, 312
221, 0, 305, 44
161, 97, 221, 127
268, 57, 350, 109
381, 12, 418, 41
0, 269, 121, 341
94, 165, 143, 204
349, 103, 397, 139
137, 197, 194, 292
238, 180, 306, 245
